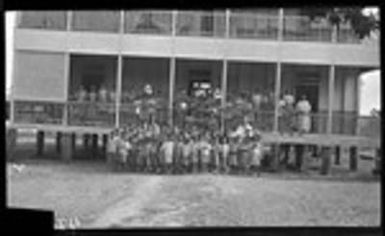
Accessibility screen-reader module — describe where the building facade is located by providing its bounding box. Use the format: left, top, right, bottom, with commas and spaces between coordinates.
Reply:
9, 10, 380, 136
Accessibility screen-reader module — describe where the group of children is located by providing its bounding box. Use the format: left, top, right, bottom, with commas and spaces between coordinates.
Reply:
106, 122, 263, 177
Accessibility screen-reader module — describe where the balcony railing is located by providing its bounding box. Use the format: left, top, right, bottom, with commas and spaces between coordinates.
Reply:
17, 10, 363, 44
67, 101, 115, 127
230, 13, 279, 40
283, 15, 333, 42
176, 11, 226, 37
125, 11, 172, 35
18, 11, 67, 30
14, 101, 64, 125
72, 11, 120, 33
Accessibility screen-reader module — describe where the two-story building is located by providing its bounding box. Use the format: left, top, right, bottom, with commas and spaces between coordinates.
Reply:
7, 9, 380, 171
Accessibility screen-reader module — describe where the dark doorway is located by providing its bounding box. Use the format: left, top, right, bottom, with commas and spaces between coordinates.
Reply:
295, 84, 319, 112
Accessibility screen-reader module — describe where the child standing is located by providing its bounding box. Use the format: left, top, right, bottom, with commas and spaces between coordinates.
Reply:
219, 135, 230, 174
160, 134, 175, 174
199, 133, 212, 173
191, 135, 200, 173
106, 129, 119, 166
181, 134, 193, 174
250, 134, 263, 177
228, 136, 239, 174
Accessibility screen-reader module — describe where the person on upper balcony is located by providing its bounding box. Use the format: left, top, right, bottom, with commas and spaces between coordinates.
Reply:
89, 85, 97, 103
76, 85, 87, 102
296, 95, 312, 135
98, 84, 108, 103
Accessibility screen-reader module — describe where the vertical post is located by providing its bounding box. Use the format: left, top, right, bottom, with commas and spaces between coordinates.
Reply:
169, 58, 176, 127
61, 133, 73, 162
277, 8, 284, 41
327, 65, 335, 134
273, 8, 284, 133
374, 148, 381, 175
63, 11, 72, 126
349, 146, 358, 171
273, 62, 282, 133
355, 71, 361, 135
115, 11, 124, 128
71, 133, 76, 154
36, 131, 45, 156
320, 146, 331, 175
92, 134, 99, 158
168, 10, 177, 127
56, 132, 62, 154
221, 9, 230, 134
6, 128, 18, 160
334, 145, 341, 165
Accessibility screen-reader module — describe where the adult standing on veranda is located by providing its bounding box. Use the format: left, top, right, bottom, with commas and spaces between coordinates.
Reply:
296, 95, 312, 135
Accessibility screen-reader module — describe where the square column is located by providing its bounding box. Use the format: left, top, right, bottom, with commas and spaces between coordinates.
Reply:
168, 57, 176, 127
327, 65, 335, 134
36, 131, 45, 156
7, 128, 18, 160
320, 146, 332, 175
61, 133, 73, 162
349, 146, 358, 171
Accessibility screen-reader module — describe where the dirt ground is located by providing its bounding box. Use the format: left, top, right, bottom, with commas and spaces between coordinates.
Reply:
6, 134, 381, 228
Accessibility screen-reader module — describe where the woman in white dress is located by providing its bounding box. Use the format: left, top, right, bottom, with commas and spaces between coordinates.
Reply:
296, 95, 312, 134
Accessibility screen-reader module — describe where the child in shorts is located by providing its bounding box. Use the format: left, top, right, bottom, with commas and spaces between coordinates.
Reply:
106, 129, 119, 166
219, 135, 230, 174
228, 136, 238, 174
199, 133, 212, 173
160, 134, 175, 174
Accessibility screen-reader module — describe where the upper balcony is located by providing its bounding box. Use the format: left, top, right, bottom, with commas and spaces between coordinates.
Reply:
14, 10, 379, 67
16, 10, 366, 43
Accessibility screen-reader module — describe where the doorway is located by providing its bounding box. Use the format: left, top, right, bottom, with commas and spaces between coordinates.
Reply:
295, 84, 319, 112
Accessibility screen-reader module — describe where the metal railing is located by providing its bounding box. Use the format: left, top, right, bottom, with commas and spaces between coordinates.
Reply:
17, 10, 363, 44
18, 11, 67, 30
72, 11, 120, 33
283, 15, 333, 42
230, 13, 279, 40
176, 11, 226, 37
67, 101, 116, 127
124, 10, 172, 35
357, 116, 380, 138
13, 101, 64, 124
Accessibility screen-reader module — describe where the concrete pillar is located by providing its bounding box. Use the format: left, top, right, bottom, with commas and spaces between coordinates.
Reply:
295, 144, 304, 171
61, 133, 73, 162
301, 145, 310, 172
270, 144, 279, 171
334, 146, 341, 165
374, 148, 381, 174
71, 133, 76, 154
320, 146, 332, 175
83, 134, 90, 149
56, 132, 62, 154
102, 134, 108, 156
91, 134, 99, 157
6, 128, 18, 161
349, 146, 358, 171
36, 131, 45, 156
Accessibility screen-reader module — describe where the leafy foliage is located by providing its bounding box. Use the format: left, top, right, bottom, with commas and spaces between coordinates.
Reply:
302, 7, 379, 39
